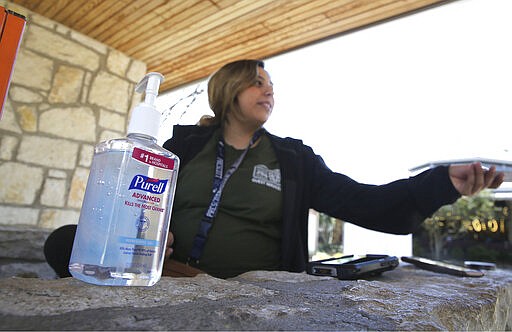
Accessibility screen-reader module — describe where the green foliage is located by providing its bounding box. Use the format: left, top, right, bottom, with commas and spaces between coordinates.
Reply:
465, 244, 499, 262
317, 213, 343, 255
422, 190, 502, 259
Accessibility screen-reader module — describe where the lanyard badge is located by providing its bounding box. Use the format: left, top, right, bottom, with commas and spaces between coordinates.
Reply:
188, 129, 264, 263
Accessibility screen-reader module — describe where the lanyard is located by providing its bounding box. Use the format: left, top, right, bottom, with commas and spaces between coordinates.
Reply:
188, 129, 264, 263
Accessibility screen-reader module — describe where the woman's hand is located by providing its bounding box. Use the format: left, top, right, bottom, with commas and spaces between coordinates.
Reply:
449, 162, 504, 196
165, 231, 174, 259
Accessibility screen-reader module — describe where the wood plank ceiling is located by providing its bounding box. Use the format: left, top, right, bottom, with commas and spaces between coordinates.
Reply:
10, 0, 448, 92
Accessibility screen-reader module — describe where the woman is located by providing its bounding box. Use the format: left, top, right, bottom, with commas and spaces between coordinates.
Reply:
44, 59, 503, 279
162, 59, 503, 278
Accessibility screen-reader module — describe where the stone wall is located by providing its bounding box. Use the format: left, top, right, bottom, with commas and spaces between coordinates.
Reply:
0, 1, 147, 230
1, 267, 511, 330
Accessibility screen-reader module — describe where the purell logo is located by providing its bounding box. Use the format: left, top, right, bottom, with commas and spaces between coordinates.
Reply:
129, 175, 168, 194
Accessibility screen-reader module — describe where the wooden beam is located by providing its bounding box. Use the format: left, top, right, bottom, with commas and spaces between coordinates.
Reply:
94, 0, 173, 43
7, 0, 450, 92
140, 0, 331, 64
125, 1, 275, 57
155, 0, 446, 91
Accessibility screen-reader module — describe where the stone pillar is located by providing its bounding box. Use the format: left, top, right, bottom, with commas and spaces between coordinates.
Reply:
0, 1, 147, 230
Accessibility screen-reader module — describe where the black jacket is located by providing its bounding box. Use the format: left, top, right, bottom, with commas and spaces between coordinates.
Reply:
163, 125, 460, 273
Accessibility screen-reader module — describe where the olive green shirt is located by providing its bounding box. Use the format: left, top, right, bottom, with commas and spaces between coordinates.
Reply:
171, 129, 283, 278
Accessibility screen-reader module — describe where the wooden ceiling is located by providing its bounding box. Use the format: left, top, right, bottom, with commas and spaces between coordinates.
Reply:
10, 0, 447, 92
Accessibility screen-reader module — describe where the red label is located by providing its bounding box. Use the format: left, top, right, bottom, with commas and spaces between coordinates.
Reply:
132, 148, 174, 170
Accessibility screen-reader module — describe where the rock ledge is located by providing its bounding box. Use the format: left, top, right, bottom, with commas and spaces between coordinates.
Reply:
1, 266, 511, 330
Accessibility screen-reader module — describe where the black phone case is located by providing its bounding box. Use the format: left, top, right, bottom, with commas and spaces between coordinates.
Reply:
401, 256, 484, 277
464, 260, 496, 270
306, 254, 399, 280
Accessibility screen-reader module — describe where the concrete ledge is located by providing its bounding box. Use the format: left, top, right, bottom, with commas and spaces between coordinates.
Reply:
0, 225, 56, 279
1, 266, 511, 330
0, 225, 51, 261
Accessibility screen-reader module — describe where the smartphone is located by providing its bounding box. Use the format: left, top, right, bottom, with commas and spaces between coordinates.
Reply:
307, 254, 399, 280
464, 260, 496, 270
401, 256, 484, 277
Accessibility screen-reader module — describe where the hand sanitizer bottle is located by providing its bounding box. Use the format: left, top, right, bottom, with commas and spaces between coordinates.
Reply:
69, 73, 179, 286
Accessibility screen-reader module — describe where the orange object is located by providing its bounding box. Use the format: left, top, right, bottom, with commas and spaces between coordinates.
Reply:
0, 6, 26, 120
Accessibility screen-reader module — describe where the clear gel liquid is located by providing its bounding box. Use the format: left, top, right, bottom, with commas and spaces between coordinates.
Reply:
69, 134, 179, 286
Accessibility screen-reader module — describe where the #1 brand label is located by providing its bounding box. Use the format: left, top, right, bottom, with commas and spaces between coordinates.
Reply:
132, 147, 175, 170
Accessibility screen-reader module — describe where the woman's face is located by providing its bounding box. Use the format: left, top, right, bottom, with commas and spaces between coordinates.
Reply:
233, 67, 274, 128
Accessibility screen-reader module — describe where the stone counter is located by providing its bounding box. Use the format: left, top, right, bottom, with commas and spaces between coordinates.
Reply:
1, 266, 511, 331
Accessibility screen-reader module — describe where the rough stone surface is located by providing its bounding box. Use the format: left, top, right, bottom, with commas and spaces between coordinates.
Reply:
0, 99, 22, 134
100, 129, 124, 142
15, 104, 37, 132
99, 109, 126, 132
0, 227, 510, 330
0, 1, 146, 230
9, 86, 44, 103
69, 30, 108, 55
38, 103, 50, 111
107, 49, 131, 77
29, 12, 56, 30
0, 262, 56, 280
39, 107, 96, 142
55, 24, 68, 36
40, 178, 67, 207
78, 144, 94, 167
0, 0, 26, 14
0, 267, 510, 331
0, 206, 40, 226
25, 25, 100, 71
0, 225, 51, 261
0, 225, 56, 280
17, 136, 79, 170
39, 209, 79, 229
126, 59, 148, 83
67, 167, 89, 208
48, 169, 68, 179
10, 48, 53, 90
0, 135, 19, 160
0, 162, 44, 204
48, 65, 85, 104
88, 71, 131, 112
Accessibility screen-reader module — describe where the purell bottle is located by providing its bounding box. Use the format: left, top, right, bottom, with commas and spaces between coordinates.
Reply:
69, 73, 179, 286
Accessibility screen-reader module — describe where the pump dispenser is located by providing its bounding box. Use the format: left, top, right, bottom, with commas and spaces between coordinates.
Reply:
127, 72, 163, 138
69, 72, 180, 286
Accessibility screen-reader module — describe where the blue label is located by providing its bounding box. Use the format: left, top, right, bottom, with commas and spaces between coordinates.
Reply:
129, 175, 168, 194
119, 236, 159, 247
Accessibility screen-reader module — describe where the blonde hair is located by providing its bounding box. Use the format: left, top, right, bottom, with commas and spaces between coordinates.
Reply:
200, 59, 265, 127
